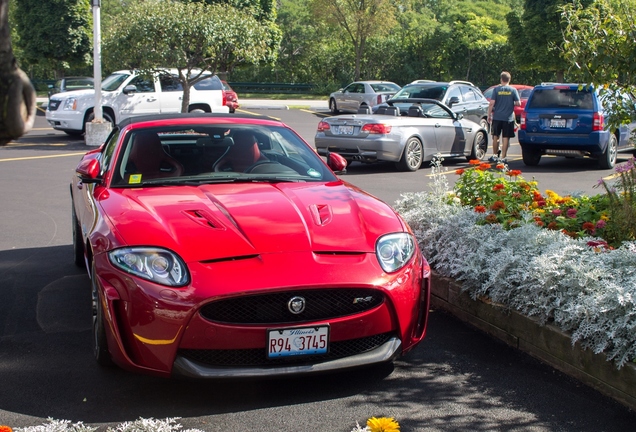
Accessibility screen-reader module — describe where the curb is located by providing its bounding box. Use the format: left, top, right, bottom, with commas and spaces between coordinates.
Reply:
431, 272, 636, 412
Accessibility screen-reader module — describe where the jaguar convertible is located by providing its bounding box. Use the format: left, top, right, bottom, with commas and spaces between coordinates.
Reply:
71, 113, 431, 378
315, 98, 489, 171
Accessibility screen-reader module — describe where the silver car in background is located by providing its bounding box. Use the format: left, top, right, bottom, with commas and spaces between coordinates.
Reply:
315, 99, 489, 171
329, 81, 401, 114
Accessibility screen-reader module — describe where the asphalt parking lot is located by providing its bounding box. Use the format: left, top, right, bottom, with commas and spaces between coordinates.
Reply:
1, 104, 635, 430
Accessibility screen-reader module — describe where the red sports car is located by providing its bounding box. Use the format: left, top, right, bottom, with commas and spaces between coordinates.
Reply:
483, 84, 534, 123
221, 80, 239, 113
71, 113, 431, 378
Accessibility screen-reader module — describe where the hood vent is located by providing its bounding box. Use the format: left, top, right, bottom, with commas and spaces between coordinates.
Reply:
309, 204, 332, 226
182, 210, 225, 230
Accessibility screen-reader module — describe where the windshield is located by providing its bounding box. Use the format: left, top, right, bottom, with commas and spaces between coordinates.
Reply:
391, 84, 446, 101
111, 124, 337, 187
102, 73, 131, 92
370, 83, 401, 93
528, 89, 594, 109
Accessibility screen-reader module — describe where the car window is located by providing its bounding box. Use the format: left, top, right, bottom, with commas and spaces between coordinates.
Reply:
351, 84, 364, 93
421, 103, 452, 119
460, 86, 477, 102
129, 75, 156, 93
343, 83, 356, 93
519, 89, 533, 98
445, 86, 462, 104
393, 85, 447, 100
483, 88, 494, 99
370, 83, 400, 93
159, 74, 183, 92
101, 128, 121, 175
528, 89, 594, 109
66, 78, 93, 89
102, 73, 130, 92
193, 75, 223, 91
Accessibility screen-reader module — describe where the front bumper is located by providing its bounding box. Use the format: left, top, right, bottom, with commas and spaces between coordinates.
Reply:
46, 109, 85, 132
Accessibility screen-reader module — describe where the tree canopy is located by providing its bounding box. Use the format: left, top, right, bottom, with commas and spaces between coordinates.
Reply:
104, 0, 277, 112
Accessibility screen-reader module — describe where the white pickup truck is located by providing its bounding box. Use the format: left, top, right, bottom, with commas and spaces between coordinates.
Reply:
46, 69, 230, 135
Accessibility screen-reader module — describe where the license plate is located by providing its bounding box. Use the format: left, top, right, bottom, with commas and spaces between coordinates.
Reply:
550, 119, 566, 128
338, 125, 354, 135
267, 325, 329, 358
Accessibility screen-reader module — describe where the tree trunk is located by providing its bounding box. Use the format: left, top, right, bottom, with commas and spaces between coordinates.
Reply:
0, 0, 36, 146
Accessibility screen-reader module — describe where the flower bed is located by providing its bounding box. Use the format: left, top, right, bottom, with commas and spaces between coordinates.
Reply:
394, 157, 636, 369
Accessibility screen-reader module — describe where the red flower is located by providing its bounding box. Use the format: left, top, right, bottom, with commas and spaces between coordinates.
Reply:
0, 426, 13, 432
477, 163, 491, 171
468, 159, 481, 165
474, 205, 487, 213
491, 201, 506, 211
582, 222, 595, 233
455, 169, 465, 175
567, 208, 578, 218
535, 220, 545, 227
496, 163, 505, 169
547, 222, 558, 230
485, 214, 498, 223
493, 183, 505, 191
507, 169, 522, 177
537, 200, 546, 207
512, 192, 521, 199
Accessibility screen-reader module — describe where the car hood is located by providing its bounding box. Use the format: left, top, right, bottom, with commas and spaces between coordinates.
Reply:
99, 181, 405, 262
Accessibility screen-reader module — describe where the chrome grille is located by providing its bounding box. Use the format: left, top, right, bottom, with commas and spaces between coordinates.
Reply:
179, 332, 394, 367
199, 288, 384, 324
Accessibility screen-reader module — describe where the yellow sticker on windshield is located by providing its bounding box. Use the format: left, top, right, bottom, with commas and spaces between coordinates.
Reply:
129, 174, 142, 184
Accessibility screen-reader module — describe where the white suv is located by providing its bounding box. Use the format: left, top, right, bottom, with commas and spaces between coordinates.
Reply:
46, 69, 230, 135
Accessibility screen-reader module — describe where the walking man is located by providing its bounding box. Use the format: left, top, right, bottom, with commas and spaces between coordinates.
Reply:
487, 71, 520, 163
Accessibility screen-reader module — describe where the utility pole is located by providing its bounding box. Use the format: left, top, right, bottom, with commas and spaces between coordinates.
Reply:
92, 0, 102, 121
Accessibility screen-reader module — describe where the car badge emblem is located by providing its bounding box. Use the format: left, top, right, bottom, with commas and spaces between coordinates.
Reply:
288, 296, 306, 314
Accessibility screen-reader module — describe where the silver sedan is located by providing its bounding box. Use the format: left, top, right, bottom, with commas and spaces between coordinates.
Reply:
328, 81, 401, 114
315, 99, 489, 171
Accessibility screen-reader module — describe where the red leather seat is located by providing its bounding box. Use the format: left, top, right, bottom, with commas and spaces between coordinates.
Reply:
213, 131, 264, 172
127, 132, 183, 179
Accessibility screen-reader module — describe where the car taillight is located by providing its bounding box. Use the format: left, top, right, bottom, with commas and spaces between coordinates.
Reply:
362, 123, 392, 134
222, 92, 227, 106
317, 121, 331, 132
593, 112, 604, 131
520, 112, 526, 130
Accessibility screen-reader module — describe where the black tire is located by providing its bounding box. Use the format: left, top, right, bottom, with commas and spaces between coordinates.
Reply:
468, 131, 487, 161
522, 146, 542, 166
72, 203, 84, 268
92, 264, 113, 366
86, 110, 115, 131
599, 133, 618, 169
64, 130, 84, 137
397, 137, 423, 171
188, 107, 209, 113
329, 98, 339, 114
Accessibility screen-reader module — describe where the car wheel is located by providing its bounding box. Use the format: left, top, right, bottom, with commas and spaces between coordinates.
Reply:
468, 131, 487, 161
480, 118, 490, 133
86, 110, 115, 126
522, 147, 542, 166
599, 133, 618, 169
397, 137, 423, 172
329, 98, 339, 114
92, 264, 113, 366
189, 107, 208, 113
72, 203, 84, 268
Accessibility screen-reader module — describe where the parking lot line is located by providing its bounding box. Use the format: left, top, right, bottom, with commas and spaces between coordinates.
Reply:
0, 152, 85, 162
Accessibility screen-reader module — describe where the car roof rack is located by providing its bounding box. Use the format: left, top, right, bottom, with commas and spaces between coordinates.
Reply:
449, 80, 475, 86
410, 79, 436, 84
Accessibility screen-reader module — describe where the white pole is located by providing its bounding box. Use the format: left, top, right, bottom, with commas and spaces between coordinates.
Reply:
92, 0, 102, 121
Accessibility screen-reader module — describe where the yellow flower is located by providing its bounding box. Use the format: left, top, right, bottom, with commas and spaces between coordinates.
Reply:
367, 417, 400, 432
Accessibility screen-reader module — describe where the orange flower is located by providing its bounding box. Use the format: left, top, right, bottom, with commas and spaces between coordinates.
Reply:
493, 183, 505, 191
485, 213, 498, 223
507, 169, 522, 177
547, 222, 558, 230
478, 163, 492, 170
0, 426, 13, 432
468, 159, 482, 165
512, 192, 521, 199
496, 163, 505, 169
535, 220, 545, 227
455, 169, 465, 175
474, 205, 487, 213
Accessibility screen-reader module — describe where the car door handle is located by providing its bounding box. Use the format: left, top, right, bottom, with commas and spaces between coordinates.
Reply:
435, 123, 441, 128
147, 97, 157, 102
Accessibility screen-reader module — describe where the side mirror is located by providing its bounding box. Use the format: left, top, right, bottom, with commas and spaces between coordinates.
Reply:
448, 96, 460, 107
76, 158, 101, 183
123, 85, 138, 95
327, 152, 347, 173
48, 84, 54, 89
456, 113, 464, 120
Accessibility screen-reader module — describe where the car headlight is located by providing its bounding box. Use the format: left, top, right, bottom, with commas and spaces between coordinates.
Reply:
376, 233, 416, 273
109, 247, 190, 287
63, 98, 78, 111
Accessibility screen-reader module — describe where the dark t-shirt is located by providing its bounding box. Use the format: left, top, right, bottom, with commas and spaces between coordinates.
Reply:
492, 85, 520, 122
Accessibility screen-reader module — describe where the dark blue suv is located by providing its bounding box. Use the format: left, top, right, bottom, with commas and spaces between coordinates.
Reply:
518, 83, 635, 169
